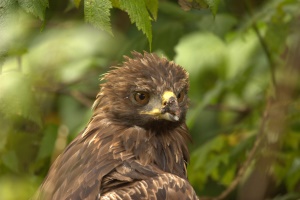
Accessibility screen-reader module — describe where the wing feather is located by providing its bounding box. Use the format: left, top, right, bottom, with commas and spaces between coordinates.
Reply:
100, 173, 198, 200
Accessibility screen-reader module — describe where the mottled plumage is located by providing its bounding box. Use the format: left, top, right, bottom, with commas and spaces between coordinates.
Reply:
35, 52, 199, 200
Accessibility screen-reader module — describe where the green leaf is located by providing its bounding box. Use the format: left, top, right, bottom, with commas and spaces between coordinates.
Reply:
1, 151, 19, 173
74, 0, 81, 8
36, 125, 58, 160
205, 154, 229, 178
286, 158, 300, 191
189, 135, 229, 187
0, 72, 42, 127
145, 0, 158, 20
0, 176, 41, 200
175, 32, 227, 102
192, 135, 226, 169
198, 14, 238, 37
220, 165, 236, 185
272, 193, 300, 200
152, 21, 184, 58
18, 0, 49, 20
203, 0, 220, 16
119, 0, 152, 46
111, 0, 120, 8
84, 0, 113, 34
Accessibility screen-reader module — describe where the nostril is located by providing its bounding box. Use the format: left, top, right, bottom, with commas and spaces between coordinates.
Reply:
168, 97, 176, 104
163, 101, 167, 106
161, 107, 167, 114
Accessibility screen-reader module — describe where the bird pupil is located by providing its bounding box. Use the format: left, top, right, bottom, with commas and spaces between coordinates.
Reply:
133, 92, 149, 105
139, 93, 145, 100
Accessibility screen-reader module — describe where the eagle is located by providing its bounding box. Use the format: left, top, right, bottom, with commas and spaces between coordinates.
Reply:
35, 52, 199, 200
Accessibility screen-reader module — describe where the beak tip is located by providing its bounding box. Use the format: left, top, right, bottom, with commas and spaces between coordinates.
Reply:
173, 116, 179, 121
163, 113, 180, 122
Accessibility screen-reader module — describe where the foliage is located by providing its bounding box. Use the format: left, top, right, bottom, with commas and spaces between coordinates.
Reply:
1, 0, 300, 200
84, 0, 113, 34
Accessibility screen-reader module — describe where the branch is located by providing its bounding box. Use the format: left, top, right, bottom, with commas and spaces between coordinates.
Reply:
198, 105, 266, 200
199, 15, 300, 200
36, 84, 94, 108
244, 0, 277, 93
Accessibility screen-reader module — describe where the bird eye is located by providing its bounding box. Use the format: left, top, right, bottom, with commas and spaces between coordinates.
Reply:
177, 90, 185, 103
134, 92, 150, 105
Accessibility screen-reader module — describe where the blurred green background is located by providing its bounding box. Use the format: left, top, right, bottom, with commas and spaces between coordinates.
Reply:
1, 0, 300, 199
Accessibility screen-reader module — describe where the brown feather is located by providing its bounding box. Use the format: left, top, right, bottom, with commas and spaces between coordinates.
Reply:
34, 52, 198, 200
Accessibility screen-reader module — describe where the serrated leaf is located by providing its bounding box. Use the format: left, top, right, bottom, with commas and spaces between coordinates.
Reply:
203, 0, 220, 16
18, 0, 49, 20
145, 0, 158, 20
84, 0, 113, 35
119, 0, 152, 46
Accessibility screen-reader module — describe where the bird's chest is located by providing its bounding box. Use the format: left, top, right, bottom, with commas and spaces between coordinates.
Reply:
119, 126, 187, 178
133, 138, 186, 178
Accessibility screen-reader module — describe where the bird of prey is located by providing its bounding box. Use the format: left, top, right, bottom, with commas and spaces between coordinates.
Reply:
35, 52, 199, 200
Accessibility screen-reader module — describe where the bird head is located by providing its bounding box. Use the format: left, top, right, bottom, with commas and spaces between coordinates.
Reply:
94, 52, 189, 129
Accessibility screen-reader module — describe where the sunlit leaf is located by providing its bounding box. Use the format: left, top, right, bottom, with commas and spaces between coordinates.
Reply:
84, 0, 113, 34
74, 0, 81, 8
18, 0, 49, 20
0, 175, 41, 200
119, 0, 152, 46
205, 154, 229, 177
175, 32, 227, 128
189, 135, 230, 188
191, 135, 226, 169
203, 0, 220, 16
220, 165, 236, 185
111, 0, 120, 7
0, 72, 42, 127
145, 0, 158, 20
1, 0, 299, 198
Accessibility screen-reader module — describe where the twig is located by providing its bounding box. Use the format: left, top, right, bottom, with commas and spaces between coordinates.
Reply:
198, 105, 267, 200
70, 90, 94, 108
205, 104, 250, 114
244, 0, 277, 93
36, 85, 94, 108
199, 14, 300, 200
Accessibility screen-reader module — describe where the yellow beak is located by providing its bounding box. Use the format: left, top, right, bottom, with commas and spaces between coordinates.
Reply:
141, 91, 180, 122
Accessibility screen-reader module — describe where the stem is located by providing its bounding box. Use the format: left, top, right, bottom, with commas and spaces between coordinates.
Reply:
244, 0, 277, 94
